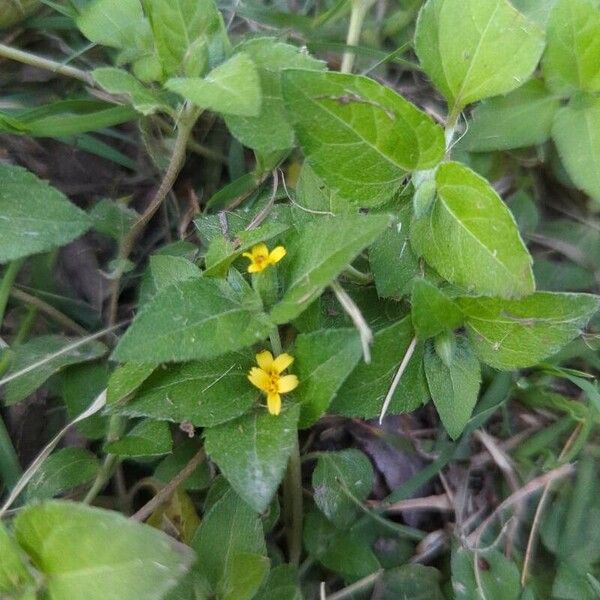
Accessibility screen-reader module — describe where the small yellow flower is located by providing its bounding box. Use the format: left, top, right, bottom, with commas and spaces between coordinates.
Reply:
242, 243, 286, 273
248, 350, 299, 416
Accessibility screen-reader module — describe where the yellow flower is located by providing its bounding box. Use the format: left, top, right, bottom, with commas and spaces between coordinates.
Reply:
242, 243, 286, 273
248, 350, 299, 416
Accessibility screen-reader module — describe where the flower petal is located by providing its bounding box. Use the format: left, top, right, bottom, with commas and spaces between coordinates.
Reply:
268, 245, 286, 265
256, 350, 274, 370
273, 352, 294, 373
248, 367, 270, 392
252, 243, 269, 259
247, 263, 261, 273
267, 392, 281, 416
241, 252, 254, 259
278, 374, 299, 393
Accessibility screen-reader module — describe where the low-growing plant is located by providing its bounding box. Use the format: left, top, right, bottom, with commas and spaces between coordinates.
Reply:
0, 0, 599, 598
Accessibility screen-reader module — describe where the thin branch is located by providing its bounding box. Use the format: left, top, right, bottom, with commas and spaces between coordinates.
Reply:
379, 336, 417, 423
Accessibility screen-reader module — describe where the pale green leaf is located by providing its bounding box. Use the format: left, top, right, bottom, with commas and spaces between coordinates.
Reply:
106, 419, 172, 457
282, 69, 445, 205
312, 449, 373, 529
552, 94, 600, 203
0, 164, 91, 263
166, 53, 261, 117
14, 501, 193, 600
25, 448, 100, 501
270, 215, 390, 324
204, 404, 300, 512
112, 274, 274, 363
93, 67, 171, 116
224, 37, 325, 153
294, 328, 362, 427
0, 524, 34, 596
5, 335, 106, 406
411, 279, 464, 339
458, 292, 600, 369
424, 336, 481, 439
415, 0, 545, 112
462, 79, 560, 151
330, 317, 428, 418
411, 162, 535, 298
221, 553, 270, 600
543, 0, 600, 94
110, 353, 256, 427
193, 487, 266, 592
145, 0, 230, 76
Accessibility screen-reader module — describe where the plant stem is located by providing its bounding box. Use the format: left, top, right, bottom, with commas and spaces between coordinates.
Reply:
269, 328, 283, 355
107, 106, 201, 325
0, 259, 23, 323
327, 569, 384, 600
0, 42, 94, 86
341, 0, 375, 74
283, 435, 303, 566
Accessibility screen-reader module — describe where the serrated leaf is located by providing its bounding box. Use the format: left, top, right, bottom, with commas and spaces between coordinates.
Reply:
166, 53, 261, 117
282, 69, 445, 205
411, 162, 535, 298
312, 449, 373, 529
330, 317, 428, 418
93, 67, 171, 116
294, 328, 362, 427
204, 405, 299, 513
193, 487, 266, 591
14, 501, 193, 600
411, 279, 463, 339
25, 448, 100, 501
424, 337, 481, 439
458, 292, 600, 369
415, 0, 545, 112
552, 94, 600, 203
224, 38, 325, 153
4, 335, 106, 406
0, 163, 91, 263
270, 215, 390, 324
112, 275, 274, 363
110, 353, 256, 427
106, 419, 172, 457
462, 79, 560, 152
543, 0, 600, 94
145, 0, 230, 76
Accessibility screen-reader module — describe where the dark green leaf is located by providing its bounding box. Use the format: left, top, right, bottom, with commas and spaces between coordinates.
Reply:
106, 419, 173, 458
411, 279, 463, 339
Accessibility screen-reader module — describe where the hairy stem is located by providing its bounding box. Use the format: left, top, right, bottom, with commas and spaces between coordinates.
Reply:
283, 435, 303, 566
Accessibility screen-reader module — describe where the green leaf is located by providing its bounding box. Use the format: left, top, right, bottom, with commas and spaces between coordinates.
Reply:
5, 335, 106, 406
93, 67, 171, 116
415, 0, 545, 112
552, 94, 600, 203
270, 215, 390, 324
543, 0, 600, 94
107, 362, 156, 405
139, 255, 202, 305
110, 353, 256, 427
145, 0, 230, 77
294, 328, 362, 427
461, 79, 560, 152
411, 162, 535, 299
0, 164, 91, 263
166, 53, 261, 117
282, 69, 445, 205
155, 440, 210, 491
106, 419, 173, 457
89, 198, 138, 241
380, 565, 445, 600
424, 337, 481, 439
220, 553, 270, 600
312, 449, 373, 529
14, 501, 193, 600
112, 274, 274, 363
193, 487, 266, 591
256, 565, 301, 600
330, 317, 428, 418
204, 405, 300, 513
458, 292, 600, 369
369, 204, 420, 298
25, 448, 100, 501
411, 279, 463, 339
0, 523, 34, 596
224, 38, 325, 153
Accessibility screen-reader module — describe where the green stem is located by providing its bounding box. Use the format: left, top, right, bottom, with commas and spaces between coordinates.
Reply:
0, 43, 94, 86
269, 328, 283, 356
341, 0, 375, 74
283, 435, 303, 566
0, 259, 24, 323
327, 569, 384, 600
